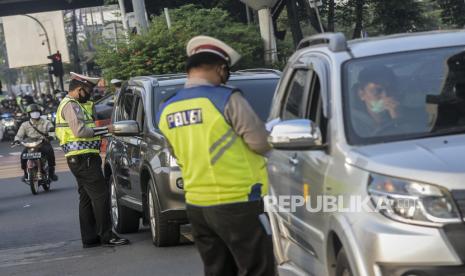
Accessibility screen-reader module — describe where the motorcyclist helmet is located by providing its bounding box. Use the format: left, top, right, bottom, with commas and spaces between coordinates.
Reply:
21, 95, 34, 107
27, 104, 42, 120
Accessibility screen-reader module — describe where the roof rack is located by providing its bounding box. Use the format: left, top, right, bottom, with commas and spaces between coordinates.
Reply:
234, 68, 282, 75
297, 32, 347, 52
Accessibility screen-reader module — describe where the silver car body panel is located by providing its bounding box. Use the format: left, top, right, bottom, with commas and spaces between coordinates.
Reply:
267, 31, 465, 276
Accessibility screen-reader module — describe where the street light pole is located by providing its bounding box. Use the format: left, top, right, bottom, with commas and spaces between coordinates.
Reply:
21, 14, 54, 93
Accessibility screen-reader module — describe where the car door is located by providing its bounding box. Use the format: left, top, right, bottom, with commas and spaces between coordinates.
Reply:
296, 58, 332, 273
267, 68, 314, 261
112, 87, 135, 196
126, 87, 146, 200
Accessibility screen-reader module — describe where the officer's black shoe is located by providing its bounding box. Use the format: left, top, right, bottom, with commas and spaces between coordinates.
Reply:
102, 234, 129, 247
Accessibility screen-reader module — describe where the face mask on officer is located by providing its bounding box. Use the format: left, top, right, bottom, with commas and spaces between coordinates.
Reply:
216, 64, 230, 84
30, 111, 41, 120
77, 87, 91, 103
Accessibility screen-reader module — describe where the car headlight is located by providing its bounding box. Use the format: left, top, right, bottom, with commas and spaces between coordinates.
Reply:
3, 120, 14, 127
368, 173, 462, 227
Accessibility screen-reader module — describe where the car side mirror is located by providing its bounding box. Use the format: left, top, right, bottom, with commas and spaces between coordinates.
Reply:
112, 120, 140, 136
268, 119, 325, 150
107, 101, 114, 107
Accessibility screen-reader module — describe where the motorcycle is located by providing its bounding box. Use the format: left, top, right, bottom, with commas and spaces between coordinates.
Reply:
12, 138, 51, 195
1, 113, 18, 141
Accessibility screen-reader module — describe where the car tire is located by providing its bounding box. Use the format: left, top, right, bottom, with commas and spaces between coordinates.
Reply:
148, 179, 180, 247
110, 176, 140, 234
335, 248, 353, 276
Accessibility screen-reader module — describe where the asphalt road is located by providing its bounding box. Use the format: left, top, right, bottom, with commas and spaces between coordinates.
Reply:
0, 141, 202, 276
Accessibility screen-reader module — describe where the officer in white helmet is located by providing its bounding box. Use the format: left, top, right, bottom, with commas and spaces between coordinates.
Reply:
157, 36, 275, 275
55, 72, 129, 248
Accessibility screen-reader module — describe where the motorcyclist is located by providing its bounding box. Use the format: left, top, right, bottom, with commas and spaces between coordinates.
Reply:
13, 104, 58, 182
20, 94, 35, 113
3, 95, 20, 114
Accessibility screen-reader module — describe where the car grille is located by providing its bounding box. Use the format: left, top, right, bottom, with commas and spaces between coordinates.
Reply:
451, 190, 465, 219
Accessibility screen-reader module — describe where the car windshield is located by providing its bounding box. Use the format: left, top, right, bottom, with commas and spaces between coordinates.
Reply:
343, 46, 465, 145
153, 78, 279, 126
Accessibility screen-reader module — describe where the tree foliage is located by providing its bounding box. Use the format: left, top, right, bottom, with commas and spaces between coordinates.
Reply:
438, 0, 465, 28
95, 5, 268, 81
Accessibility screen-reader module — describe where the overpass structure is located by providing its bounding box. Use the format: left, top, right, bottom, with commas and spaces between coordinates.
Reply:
0, 0, 104, 17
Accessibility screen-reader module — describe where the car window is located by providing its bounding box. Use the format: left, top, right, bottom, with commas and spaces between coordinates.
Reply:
134, 94, 145, 132
152, 77, 279, 127
116, 89, 134, 121
306, 71, 328, 143
343, 46, 465, 145
282, 70, 309, 120
228, 78, 278, 122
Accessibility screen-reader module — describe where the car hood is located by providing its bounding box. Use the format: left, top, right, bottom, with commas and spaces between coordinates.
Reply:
346, 134, 465, 190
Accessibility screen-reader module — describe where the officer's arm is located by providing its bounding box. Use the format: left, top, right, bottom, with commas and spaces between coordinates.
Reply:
61, 102, 95, 138
14, 122, 25, 141
224, 92, 271, 155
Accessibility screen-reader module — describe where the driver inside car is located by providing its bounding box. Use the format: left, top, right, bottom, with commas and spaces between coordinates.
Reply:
13, 104, 58, 182
354, 65, 403, 135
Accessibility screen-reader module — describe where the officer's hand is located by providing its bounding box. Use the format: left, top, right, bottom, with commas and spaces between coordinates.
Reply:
11, 140, 20, 146
107, 124, 114, 133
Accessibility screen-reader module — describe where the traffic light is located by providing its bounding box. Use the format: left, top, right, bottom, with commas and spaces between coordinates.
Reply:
47, 52, 63, 77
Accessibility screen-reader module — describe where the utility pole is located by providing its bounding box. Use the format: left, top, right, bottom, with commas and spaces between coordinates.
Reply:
164, 8, 172, 29
72, 10, 81, 74
118, 0, 129, 30
240, 0, 279, 65
258, 8, 278, 64
132, 0, 149, 34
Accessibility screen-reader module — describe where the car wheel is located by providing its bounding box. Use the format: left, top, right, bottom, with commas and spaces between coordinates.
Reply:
148, 179, 180, 247
110, 176, 140, 234
336, 248, 353, 276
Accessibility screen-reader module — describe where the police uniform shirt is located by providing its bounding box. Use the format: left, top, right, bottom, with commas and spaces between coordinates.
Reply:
60, 96, 94, 138
15, 118, 53, 141
184, 77, 271, 155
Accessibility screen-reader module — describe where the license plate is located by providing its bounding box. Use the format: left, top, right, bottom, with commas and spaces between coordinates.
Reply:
22, 152, 41, 159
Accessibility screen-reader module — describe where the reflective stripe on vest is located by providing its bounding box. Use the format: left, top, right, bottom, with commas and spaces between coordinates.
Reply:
61, 141, 101, 154
56, 97, 100, 157
158, 85, 268, 207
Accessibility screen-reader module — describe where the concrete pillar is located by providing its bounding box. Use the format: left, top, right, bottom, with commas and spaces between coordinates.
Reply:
131, 0, 149, 34
258, 8, 278, 64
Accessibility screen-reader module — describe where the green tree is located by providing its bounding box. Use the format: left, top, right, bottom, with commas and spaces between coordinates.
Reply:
370, 0, 427, 34
96, 5, 269, 81
437, 0, 465, 28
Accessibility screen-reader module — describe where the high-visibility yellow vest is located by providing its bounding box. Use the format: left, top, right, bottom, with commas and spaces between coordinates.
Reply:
158, 85, 268, 207
55, 97, 100, 157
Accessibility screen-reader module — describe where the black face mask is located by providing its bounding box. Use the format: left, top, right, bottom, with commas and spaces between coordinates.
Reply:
217, 65, 230, 84
77, 88, 91, 103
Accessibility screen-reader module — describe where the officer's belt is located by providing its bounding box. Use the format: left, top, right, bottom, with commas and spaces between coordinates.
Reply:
61, 141, 101, 154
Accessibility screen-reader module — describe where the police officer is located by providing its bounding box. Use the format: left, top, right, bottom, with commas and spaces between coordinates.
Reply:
55, 72, 129, 248
14, 104, 57, 182
110, 79, 123, 94
157, 36, 275, 275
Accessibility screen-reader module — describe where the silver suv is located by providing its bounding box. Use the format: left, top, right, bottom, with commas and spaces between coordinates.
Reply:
266, 31, 465, 276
